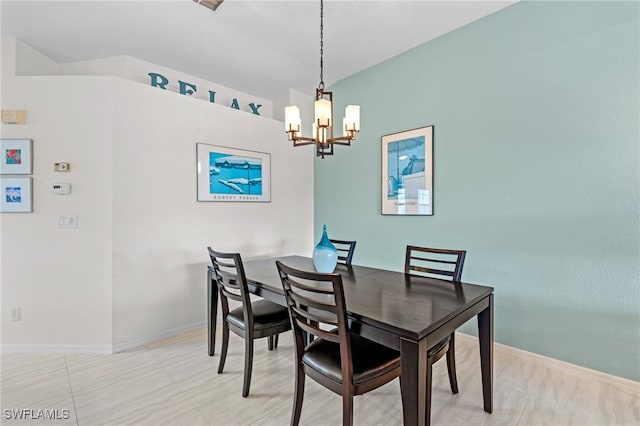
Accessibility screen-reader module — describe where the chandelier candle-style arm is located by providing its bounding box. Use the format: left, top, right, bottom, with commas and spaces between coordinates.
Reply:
344, 105, 360, 133
285, 106, 302, 135
284, 0, 360, 158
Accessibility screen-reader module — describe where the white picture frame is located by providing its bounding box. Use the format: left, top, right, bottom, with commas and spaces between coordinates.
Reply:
0, 139, 32, 175
196, 143, 271, 202
381, 126, 434, 215
1, 177, 33, 212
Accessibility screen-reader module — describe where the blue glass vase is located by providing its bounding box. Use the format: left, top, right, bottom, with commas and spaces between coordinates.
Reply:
312, 224, 338, 273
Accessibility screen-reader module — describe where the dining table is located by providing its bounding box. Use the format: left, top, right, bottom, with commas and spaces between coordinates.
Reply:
207, 255, 494, 426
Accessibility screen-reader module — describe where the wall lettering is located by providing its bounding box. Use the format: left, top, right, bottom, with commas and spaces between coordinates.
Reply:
248, 103, 262, 115
148, 72, 169, 90
147, 72, 262, 116
178, 80, 197, 96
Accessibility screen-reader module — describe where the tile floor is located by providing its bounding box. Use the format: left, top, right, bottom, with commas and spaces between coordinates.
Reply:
1, 328, 638, 425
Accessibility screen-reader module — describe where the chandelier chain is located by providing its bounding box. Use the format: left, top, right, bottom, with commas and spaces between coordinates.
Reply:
319, 0, 324, 88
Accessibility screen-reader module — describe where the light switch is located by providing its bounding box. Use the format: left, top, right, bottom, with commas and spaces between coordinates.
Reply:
57, 215, 77, 228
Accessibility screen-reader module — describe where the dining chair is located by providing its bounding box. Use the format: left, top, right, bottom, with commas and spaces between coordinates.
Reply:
404, 245, 467, 413
329, 239, 357, 265
276, 261, 401, 426
208, 247, 291, 397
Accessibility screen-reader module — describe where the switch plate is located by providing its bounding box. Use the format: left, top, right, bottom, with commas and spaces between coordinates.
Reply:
58, 215, 77, 228
11, 307, 21, 321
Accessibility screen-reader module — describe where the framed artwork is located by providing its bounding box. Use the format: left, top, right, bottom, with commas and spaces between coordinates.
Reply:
196, 143, 271, 202
0, 139, 32, 174
1, 177, 32, 212
381, 125, 433, 215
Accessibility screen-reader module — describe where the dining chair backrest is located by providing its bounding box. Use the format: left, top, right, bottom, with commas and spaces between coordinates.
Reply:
276, 260, 402, 425
405, 246, 467, 416
207, 247, 253, 321
275, 261, 353, 384
330, 239, 357, 265
404, 245, 466, 281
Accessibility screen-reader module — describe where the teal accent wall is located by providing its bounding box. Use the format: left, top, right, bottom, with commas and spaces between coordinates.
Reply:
315, 1, 639, 381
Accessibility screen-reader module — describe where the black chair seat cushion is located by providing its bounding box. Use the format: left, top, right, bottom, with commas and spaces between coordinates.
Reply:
227, 299, 291, 331
302, 334, 400, 385
427, 336, 450, 356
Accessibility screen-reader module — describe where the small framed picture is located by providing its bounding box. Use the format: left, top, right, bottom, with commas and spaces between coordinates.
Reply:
196, 143, 271, 202
0, 139, 32, 175
1, 177, 32, 213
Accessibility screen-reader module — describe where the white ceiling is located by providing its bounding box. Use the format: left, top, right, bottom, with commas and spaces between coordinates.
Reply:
1, 0, 516, 101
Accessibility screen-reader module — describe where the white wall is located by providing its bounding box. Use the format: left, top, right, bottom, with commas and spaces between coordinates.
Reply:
272, 88, 313, 125
111, 82, 313, 347
14, 38, 60, 76
1, 39, 114, 348
1, 38, 314, 350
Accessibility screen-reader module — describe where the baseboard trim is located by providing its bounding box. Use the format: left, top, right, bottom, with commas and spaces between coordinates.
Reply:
455, 332, 639, 393
112, 321, 205, 353
1, 344, 112, 354
1, 321, 206, 355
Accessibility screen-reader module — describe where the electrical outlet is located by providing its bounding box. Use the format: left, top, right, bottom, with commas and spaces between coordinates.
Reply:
11, 306, 21, 321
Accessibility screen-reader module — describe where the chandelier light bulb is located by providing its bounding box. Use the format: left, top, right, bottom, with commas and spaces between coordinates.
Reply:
315, 98, 332, 128
285, 106, 301, 134
345, 105, 360, 131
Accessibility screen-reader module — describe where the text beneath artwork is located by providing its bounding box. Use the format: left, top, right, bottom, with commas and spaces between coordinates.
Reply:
196, 143, 271, 203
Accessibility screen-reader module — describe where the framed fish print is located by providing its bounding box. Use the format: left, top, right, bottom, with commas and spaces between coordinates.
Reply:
1, 177, 32, 212
0, 139, 32, 175
196, 143, 271, 202
381, 126, 433, 215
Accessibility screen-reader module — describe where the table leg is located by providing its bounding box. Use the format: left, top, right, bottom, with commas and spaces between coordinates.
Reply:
208, 267, 218, 356
400, 337, 428, 426
478, 294, 493, 413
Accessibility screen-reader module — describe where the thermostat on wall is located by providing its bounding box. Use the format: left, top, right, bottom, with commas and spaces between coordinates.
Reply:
1, 110, 27, 124
52, 183, 71, 195
54, 162, 70, 172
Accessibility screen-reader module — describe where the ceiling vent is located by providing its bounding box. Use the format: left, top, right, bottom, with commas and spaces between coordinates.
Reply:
193, 0, 224, 12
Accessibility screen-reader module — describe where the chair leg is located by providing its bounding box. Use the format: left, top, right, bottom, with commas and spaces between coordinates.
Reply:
291, 364, 305, 426
268, 336, 274, 351
274, 334, 279, 349
342, 394, 353, 426
218, 321, 229, 374
446, 332, 459, 394
242, 337, 254, 398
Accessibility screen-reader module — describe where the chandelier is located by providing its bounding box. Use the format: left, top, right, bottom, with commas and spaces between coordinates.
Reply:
284, 0, 360, 159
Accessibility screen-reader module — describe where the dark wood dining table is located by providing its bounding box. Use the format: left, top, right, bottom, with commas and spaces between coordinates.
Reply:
207, 255, 494, 426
